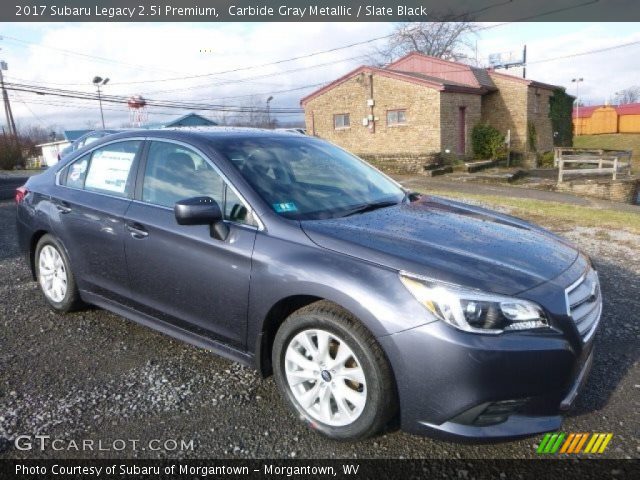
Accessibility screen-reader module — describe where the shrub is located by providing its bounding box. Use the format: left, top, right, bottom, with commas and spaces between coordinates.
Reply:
0, 139, 23, 170
527, 123, 538, 152
472, 124, 505, 160
538, 151, 555, 168
437, 151, 464, 166
549, 88, 574, 147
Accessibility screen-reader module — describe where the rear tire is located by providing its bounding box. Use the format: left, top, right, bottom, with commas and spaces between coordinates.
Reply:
272, 301, 397, 440
35, 234, 83, 313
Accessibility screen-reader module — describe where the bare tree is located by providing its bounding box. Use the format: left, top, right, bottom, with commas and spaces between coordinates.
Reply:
230, 96, 273, 128
19, 125, 57, 144
369, 21, 478, 66
617, 86, 640, 105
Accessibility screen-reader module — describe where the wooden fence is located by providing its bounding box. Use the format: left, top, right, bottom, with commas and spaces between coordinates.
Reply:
554, 148, 633, 182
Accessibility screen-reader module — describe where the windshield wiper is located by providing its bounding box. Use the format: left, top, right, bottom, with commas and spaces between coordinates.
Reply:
341, 200, 400, 217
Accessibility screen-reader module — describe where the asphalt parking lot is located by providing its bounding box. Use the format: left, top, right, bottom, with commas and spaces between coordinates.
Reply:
0, 198, 638, 459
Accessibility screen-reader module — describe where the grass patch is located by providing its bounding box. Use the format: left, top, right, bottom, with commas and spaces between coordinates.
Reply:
423, 189, 640, 234
573, 133, 640, 173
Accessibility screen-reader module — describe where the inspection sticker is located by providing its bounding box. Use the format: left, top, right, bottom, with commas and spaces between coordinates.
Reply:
273, 202, 298, 213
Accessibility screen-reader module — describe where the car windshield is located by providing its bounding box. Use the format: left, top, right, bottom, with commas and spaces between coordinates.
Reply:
210, 136, 405, 220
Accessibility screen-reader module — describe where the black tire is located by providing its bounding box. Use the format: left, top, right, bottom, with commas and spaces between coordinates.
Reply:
272, 301, 398, 441
34, 234, 83, 313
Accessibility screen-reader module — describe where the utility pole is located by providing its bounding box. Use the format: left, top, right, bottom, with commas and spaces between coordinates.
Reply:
522, 45, 527, 79
572, 78, 584, 136
0, 60, 18, 141
266, 95, 273, 129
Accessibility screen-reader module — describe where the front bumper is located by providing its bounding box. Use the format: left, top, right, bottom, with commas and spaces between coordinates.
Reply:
379, 319, 596, 441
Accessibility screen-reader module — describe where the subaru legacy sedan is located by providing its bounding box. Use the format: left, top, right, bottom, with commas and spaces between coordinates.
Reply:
15, 128, 601, 441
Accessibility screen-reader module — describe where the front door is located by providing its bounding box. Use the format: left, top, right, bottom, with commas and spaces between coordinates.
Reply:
51, 139, 142, 300
123, 140, 257, 347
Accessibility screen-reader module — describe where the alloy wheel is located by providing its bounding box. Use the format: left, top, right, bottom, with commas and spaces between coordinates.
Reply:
284, 328, 367, 427
39, 245, 68, 303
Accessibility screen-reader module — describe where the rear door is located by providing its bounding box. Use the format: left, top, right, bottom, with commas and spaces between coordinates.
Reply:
123, 139, 259, 347
51, 139, 144, 301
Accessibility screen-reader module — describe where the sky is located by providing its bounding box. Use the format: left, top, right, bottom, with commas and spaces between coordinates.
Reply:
0, 21, 639, 132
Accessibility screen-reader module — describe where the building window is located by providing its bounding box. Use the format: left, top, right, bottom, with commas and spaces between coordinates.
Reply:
334, 113, 350, 129
387, 109, 407, 125
534, 93, 541, 114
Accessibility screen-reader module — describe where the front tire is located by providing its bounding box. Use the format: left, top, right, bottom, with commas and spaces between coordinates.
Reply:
272, 301, 397, 440
35, 234, 83, 312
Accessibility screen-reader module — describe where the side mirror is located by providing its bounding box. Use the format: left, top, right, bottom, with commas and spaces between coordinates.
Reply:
174, 196, 229, 240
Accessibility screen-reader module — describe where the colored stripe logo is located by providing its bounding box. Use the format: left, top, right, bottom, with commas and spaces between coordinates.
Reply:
537, 432, 613, 454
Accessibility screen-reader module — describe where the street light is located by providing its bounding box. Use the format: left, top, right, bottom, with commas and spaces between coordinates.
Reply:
92, 76, 109, 129
572, 78, 584, 136
266, 95, 273, 129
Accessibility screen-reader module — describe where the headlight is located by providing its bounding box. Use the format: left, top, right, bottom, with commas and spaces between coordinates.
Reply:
399, 272, 549, 334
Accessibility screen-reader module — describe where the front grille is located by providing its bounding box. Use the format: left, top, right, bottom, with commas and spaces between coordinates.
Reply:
566, 269, 602, 341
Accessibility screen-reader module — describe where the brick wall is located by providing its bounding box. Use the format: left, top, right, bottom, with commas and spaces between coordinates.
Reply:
304, 71, 442, 156
440, 92, 482, 158
359, 153, 438, 174
303, 69, 557, 168
555, 178, 639, 204
482, 74, 555, 154
527, 86, 554, 152
481, 74, 528, 152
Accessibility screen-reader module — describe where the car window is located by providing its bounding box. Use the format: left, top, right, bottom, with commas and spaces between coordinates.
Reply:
211, 136, 403, 220
81, 135, 103, 148
63, 153, 90, 189
224, 186, 250, 224
141, 141, 254, 226
83, 140, 141, 197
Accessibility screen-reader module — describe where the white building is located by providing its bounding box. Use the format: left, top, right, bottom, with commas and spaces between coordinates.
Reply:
36, 140, 70, 167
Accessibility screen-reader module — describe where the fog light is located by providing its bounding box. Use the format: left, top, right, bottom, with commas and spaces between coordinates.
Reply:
473, 399, 528, 426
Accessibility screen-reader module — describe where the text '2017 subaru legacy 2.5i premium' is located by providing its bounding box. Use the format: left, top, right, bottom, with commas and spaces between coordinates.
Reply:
15, 128, 601, 441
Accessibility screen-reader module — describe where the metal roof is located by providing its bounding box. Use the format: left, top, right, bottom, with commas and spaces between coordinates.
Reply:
572, 103, 640, 118
300, 52, 561, 105
63, 129, 91, 141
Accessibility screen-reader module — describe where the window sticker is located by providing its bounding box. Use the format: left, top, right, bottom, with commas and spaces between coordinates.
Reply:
273, 202, 298, 213
68, 160, 87, 182
84, 150, 135, 194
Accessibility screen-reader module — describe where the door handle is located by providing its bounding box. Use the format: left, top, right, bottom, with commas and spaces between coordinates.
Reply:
126, 223, 149, 239
55, 200, 72, 214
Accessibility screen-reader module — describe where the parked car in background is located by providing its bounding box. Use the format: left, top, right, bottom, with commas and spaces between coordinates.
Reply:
275, 127, 306, 135
15, 128, 601, 442
58, 129, 120, 161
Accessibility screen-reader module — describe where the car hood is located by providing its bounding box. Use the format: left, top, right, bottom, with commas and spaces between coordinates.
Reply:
300, 195, 579, 295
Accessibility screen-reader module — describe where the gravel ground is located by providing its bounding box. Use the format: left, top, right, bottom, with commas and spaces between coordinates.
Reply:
0, 199, 638, 459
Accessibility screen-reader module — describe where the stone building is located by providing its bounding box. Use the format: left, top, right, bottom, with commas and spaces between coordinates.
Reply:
301, 52, 560, 173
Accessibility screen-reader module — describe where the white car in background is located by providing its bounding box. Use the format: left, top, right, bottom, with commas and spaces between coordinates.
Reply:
275, 128, 307, 135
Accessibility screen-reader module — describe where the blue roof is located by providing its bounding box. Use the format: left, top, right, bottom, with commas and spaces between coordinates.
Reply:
63, 129, 91, 141
144, 112, 218, 129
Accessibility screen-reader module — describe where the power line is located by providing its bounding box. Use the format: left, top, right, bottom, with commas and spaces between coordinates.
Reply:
2, 81, 304, 114
196, 82, 329, 102
9, 33, 639, 118
0, 34, 180, 77
11, 91, 47, 124
509, 0, 599, 22
527, 39, 640, 65
144, 54, 368, 96
0, 21, 517, 93
17, 97, 303, 117
109, 37, 396, 86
